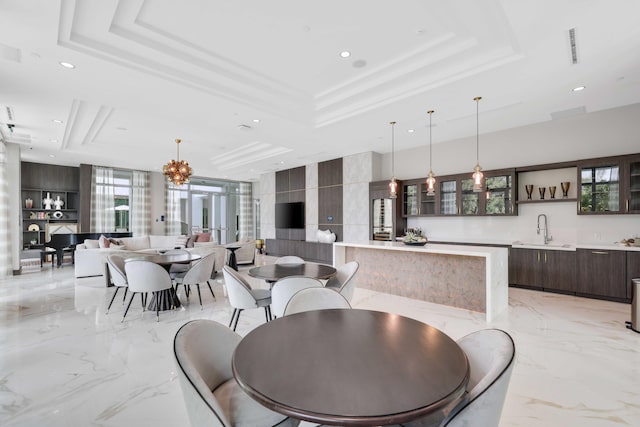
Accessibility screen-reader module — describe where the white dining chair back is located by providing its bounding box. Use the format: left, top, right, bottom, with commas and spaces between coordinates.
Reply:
175, 253, 217, 309
105, 254, 128, 314
222, 265, 272, 331
173, 319, 299, 427
271, 276, 323, 318
405, 329, 515, 427
283, 287, 351, 316
442, 329, 515, 427
275, 256, 305, 264
123, 260, 174, 322
324, 261, 359, 302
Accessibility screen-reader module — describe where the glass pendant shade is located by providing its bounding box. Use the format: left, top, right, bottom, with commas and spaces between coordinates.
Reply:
163, 138, 193, 186
426, 109, 436, 196
472, 97, 483, 192
389, 121, 397, 198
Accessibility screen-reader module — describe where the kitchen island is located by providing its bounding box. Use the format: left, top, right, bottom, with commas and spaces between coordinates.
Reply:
334, 241, 508, 322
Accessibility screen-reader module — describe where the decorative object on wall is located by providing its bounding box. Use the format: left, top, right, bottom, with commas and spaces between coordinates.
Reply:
525, 185, 534, 200
549, 186, 557, 199
425, 110, 436, 196
163, 138, 193, 186
43, 192, 53, 210
472, 96, 484, 192
539, 187, 546, 200
25, 198, 33, 209
388, 121, 398, 198
561, 181, 571, 198
53, 196, 64, 210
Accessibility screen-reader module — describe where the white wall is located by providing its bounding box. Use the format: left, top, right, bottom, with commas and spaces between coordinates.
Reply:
149, 172, 166, 235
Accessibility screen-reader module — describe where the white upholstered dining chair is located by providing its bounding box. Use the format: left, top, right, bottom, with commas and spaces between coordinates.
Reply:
105, 254, 129, 314
174, 252, 217, 309
222, 266, 272, 331
283, 287, 351, 316
173, 319, 299, 427
275, 256, 305, 264
123, 259, 174, 322
402, 328, 516, 427
324, 261, 359, 302
271, 276, 323, 318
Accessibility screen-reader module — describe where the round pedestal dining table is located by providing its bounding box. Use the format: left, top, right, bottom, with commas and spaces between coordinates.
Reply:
232, 309, 469, 426
248, 262, 336, 283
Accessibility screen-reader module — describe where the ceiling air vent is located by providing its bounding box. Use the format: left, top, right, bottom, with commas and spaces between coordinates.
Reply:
568, 28, 578, 64
3, 106, 15, 122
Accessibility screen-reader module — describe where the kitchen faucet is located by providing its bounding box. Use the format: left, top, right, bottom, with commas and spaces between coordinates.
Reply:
537, 214, 552, 244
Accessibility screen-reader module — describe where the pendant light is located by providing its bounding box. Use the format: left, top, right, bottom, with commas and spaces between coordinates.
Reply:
388, 121, 398, 198
163, 138, 193, 186
425, 110, 436, 196
472, 96, 484, 192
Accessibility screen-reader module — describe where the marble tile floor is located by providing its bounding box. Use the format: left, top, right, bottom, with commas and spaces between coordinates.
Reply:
0, 259, 639, 427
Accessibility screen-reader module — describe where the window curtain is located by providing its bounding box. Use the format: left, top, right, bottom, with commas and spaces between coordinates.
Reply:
238, 182, 253, 240
91, 166, 115, 232
165, 184, 182, 235
130, 171, 150, 236
0, 142, 12, 277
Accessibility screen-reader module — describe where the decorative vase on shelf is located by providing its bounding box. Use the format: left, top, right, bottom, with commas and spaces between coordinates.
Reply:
53, 196, 64, 210
549, 186, 556, 199
525, 185, 534, 200
43, 192, 53, 210
538, 187, 546, 200
25, 198, 33, 209
561, 181, 571, 198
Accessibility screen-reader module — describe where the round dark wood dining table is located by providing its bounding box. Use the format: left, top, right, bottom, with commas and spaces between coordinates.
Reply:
125, 252, 201, 311
248, 262, 337, 282
232, 309, 469, 426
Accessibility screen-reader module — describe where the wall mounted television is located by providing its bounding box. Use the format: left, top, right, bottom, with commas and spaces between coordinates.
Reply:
275, 202, 305, 229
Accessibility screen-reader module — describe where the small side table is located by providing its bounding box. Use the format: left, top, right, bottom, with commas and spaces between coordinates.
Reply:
225, 246, 241, 271
40, 248, 57, 268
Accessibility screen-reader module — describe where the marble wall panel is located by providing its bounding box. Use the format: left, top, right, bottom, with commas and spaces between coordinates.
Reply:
346, 247, 486, 313
343, 152, 373, 184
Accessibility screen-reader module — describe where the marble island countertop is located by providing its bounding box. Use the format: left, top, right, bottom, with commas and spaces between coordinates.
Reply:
336, 240, 507, 257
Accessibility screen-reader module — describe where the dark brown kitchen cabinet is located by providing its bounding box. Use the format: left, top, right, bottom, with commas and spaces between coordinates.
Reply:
576, 249, 628, 302
509, 248, 576, 293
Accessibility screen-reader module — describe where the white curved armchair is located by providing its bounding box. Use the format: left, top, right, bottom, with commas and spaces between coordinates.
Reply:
222, 266, 272, 331
271, 276, 323, 318
325, 261, 359, 302
123, 260, 174, 322
404, 328, 516, 427
173, 319, 299, 427
283, 287, 351, 316
174, 252, 217, 309
105, 254, 129, 314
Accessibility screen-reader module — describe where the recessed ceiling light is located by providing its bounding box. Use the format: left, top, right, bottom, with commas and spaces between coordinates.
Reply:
49, 154, 55, 158
116, 127, 128, 131
340, 51, 351, 58
59, 61, 75, 69
407, 129, 415, 133
252, 119, 260, 123
50, 139, 58, 143
573, 86, 586, 92
52, 119, 63, 124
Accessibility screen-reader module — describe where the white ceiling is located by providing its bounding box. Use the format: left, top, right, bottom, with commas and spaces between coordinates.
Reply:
1, 0, 639, 182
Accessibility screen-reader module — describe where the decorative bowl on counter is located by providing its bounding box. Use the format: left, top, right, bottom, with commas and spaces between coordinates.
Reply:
403, 240, 428, 246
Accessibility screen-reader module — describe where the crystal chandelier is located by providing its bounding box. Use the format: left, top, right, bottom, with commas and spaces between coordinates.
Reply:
163, 138, 193, 186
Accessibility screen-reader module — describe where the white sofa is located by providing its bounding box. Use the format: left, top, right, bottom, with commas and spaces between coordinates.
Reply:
74, 235, 251, 279
74, 235, 221, 278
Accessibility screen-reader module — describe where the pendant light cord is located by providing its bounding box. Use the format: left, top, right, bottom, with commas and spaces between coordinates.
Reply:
474, 97, 481, 164
428, 110, 433, 169
390, 121, 396, 177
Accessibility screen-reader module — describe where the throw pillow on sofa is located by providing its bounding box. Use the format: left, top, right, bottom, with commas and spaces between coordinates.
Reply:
98, 235, 111, 248
195, 232, 211, 242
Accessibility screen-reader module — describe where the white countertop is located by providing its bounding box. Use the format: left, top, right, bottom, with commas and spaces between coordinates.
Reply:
335, 240, 507, 258
391, 237, 640, 252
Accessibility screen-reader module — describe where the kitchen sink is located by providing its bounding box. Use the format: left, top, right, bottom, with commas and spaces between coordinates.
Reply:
512, 241, 574, 249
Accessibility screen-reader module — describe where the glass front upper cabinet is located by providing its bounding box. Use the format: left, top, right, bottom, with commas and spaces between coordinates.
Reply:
460, 178, 479, 215
579, 163, 620, 213
627, 157, 640, 213
440, 180, 457, 215
485, 174, 513, 215
420, 182, 436, 215
403, 183, 419, 216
